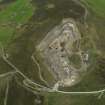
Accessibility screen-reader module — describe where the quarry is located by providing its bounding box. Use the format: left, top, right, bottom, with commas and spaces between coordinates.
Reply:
37, 18, 88, 88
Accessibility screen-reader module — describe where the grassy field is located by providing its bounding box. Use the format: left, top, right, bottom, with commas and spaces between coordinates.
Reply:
0, 26, 14, 45
0, 0, 34, 46
85, 0, 105, 17
44, 93, 105, 105
0, 0, 33, 24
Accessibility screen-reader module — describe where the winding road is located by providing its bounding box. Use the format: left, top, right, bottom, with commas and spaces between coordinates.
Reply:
1, 52, 105, 98
0, 42, 105, 98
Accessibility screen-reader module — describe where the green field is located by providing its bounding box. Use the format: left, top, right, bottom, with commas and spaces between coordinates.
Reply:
44, 93, 105, 105
85, 0, 105, 17
0, 26, 14, 45
0, 0, 34, 46
0, 0, 33, 24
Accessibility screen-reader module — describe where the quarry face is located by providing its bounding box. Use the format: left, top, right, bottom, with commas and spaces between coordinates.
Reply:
37, 19, 88, 88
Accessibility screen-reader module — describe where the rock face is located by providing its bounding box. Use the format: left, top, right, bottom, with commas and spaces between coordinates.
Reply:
37, 18, 87, 88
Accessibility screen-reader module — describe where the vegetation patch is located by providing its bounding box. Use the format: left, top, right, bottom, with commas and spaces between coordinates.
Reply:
0, 0, 34, 24
0, 0, 34, 46
69, 54, 82, 69
0, 26, 14, 45
85, 0, 105, 17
